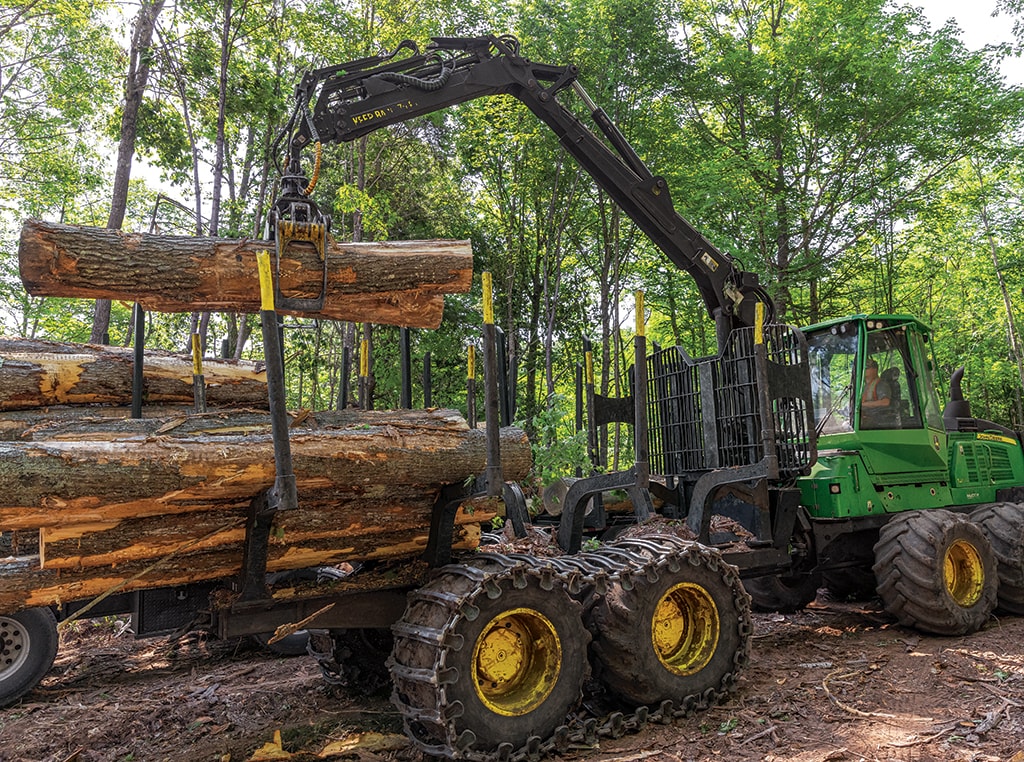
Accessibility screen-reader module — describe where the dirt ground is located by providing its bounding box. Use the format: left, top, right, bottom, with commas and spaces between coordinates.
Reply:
1, 593, 1023, 762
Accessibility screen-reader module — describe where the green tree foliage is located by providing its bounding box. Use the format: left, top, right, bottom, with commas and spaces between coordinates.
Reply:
0, 0, 119, 216
5, 0, 1024, 437
667, 0, 1019, 327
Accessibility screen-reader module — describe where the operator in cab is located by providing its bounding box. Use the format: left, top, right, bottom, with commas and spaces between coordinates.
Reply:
860, 357, 892, 428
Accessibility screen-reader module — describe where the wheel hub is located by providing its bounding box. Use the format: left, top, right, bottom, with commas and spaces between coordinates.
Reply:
0, 615, 31, 680
652, 582, 720, 675
944, 539, 985, 607
472, 607, 561, 716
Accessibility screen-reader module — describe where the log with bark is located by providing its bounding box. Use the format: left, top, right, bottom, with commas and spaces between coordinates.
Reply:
0, 520, 484, 611
0, 409, 530, 529
0, 405, 199, 441
0, 337, 267, 411
0, 408, 530, 611
18, 220, 473, 328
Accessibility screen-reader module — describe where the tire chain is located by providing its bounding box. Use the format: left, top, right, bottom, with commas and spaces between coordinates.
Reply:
373, 534, 752, 761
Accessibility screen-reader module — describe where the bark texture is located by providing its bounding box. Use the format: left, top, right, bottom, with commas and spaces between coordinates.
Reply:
0, 408, 529, 612
20, 220, 473, 328
0, 337, 267, 411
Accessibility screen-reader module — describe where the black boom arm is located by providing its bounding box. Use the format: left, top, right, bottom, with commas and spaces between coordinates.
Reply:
273, 34, 773, 339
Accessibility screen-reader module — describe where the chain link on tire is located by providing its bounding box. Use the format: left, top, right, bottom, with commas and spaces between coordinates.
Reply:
386, 539, 752, 760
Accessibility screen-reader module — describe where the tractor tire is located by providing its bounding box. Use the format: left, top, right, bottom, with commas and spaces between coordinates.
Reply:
0, 607, 59, 707
590, 538, 751, 708
743, 571, 821, 613
823, 566, 877, 601
309, 627, 394, 696
971, 502, 1024, 615
873, 510, 997, 635
389, 557, 589, 756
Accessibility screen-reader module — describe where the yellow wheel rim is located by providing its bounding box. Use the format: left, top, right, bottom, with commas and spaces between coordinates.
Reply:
944, 539, 985, 607
652, 582, 720, 675
472, 607, 561, 716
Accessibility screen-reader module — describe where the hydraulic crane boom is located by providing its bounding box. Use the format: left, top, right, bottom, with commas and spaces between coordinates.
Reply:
272, 34, 773, 345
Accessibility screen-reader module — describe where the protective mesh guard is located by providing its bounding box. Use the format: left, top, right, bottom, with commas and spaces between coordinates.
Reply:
647, 324, 814, 479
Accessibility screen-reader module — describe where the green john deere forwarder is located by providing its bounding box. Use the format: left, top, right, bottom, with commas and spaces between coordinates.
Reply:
4, 34, 1023, 761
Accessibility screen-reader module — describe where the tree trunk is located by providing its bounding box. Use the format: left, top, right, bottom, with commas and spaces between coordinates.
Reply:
0, 407, 526, 612
19, 220, 473, 329
91, 0, 166, 344
0, 518, 486, 612
0, 408, 531, 530
0, 337, 266, 410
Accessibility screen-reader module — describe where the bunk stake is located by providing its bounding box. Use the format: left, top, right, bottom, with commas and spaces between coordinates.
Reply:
191, 333, 207, 414
338, 345, 351, 410
482, 273, 502, 497
399, 326, 412, 409
422, 350, 432, 408
467, 344, 477, 428
131, 303, 145, 419
634, 291, 650, 490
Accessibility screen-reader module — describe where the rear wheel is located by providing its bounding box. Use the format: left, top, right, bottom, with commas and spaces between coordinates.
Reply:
873, 510, 997, 635
389, 557, 589, 756
823, 566, 877, 601
0, 607, 59, 707
971, 502, 1024, 614
309, 628, 394, 696
743, 571, 821, 613
590, 537, 751, 709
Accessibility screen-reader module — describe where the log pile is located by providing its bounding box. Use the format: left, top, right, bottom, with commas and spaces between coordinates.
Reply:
0, 337, 267, 411
0, 407, 530, 611
1, 224, 505, 613
18, 220, 473, 328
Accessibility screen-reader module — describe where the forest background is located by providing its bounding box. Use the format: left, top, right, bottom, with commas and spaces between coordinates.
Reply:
4, 0, 1024, 476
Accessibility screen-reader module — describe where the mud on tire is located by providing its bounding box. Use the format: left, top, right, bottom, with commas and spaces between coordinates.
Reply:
590, 538, 752, 708
0, 607, 59, 707
971, 502, 1024, 615
873, 510, 997, 636
389, 556, 589, 756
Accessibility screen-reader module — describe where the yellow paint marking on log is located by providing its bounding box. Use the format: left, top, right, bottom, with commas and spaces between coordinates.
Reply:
4, 352, 94, 403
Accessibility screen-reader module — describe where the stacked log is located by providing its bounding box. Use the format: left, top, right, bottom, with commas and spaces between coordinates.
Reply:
0, 337, 267, 411
0, 408, 530, 611
2, 223, 503, 613
18, 220, 473, 328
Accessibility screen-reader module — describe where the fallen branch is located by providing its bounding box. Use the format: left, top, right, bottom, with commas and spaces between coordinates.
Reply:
737, 724, 778, 746
266, 603, 335, 645
822, 669, 897, 719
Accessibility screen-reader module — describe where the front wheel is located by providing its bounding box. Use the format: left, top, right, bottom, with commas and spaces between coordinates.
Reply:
0, 607, 59, 707
873, 510, 997, 635
589, 537, 751, 709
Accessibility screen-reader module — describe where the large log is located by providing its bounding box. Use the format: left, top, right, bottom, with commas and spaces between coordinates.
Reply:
18, 220, 473, 328
37, 490, 502, 570
0, 337, 267, 411
0, 405, 198, 441
0, 408, 531, 530
0, 520, 483, 611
